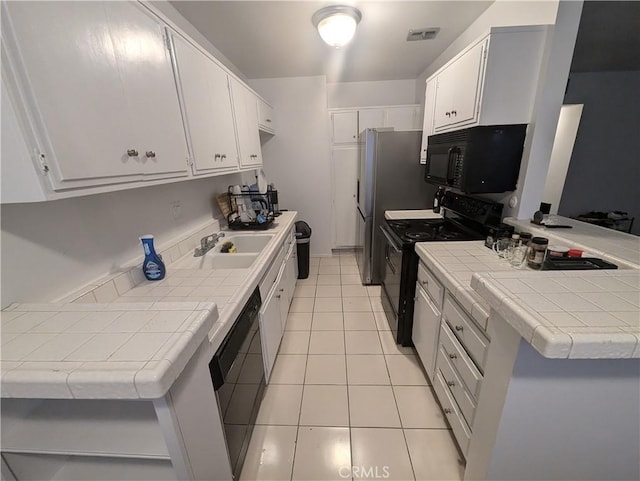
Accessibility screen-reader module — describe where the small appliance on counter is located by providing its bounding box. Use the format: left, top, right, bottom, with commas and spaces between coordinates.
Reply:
380, 191, 504, 346
425, 124, 527, 193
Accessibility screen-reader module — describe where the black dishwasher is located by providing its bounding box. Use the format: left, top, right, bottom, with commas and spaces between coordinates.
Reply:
209, 287, 264, 479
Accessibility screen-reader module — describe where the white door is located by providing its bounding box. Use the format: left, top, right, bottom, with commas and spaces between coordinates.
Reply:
358, 109, 385, 133
332, 111, 358, 143
385, 106, 419, 130
412, 285, 441, 381
4, 1, 140, 183
108, 4, 189, 178
172, 35, 238, 174
332, 148, 359, 247
259, 287, 282, 382
231, 78, 262, 168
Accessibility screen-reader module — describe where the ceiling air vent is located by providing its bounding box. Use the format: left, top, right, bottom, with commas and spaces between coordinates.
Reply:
407, 27, 440, 42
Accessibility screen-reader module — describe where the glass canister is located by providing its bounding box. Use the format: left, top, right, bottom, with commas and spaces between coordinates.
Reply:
527, 237, 548, 269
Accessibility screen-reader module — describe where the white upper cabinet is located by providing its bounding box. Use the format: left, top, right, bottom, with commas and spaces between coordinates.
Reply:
2, 1, 189, 191
332, 111, 359, 143
171, 34, 239, 174
231, 78, 263, 169
384, 106, 421, 130
257, 98, 276, 134
420, 78, 437, 164
425, 26, 547, 136
358, 109, 385, 132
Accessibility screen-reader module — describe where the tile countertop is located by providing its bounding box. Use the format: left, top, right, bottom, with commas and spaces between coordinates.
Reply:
416, 241, 640, 360
385, 209, 443, 221
0, 212, 298, 399
504, 216, 640, 269
415, 241, 513, 332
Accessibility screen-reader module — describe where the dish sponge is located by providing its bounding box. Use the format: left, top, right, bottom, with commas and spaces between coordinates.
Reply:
220, 241, 236, 253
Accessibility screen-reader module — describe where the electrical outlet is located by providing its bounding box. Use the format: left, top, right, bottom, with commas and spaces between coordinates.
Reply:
170, 201, 182, 220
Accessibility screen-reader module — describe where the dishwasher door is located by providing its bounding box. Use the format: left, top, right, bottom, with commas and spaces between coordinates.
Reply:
209, 287, 264, 479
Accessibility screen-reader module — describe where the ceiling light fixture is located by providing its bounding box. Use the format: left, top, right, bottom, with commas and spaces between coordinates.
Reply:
312, 5, 362, 48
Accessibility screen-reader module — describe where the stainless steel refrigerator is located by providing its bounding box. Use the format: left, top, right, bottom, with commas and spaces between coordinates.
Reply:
355, 129, 435, 285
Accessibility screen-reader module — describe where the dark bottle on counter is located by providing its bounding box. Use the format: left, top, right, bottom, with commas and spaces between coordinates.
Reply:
527, 237, 548, 269
433, 187, 445, 213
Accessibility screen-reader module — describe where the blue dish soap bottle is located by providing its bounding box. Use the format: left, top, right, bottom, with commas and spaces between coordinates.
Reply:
140, 235, 166, 281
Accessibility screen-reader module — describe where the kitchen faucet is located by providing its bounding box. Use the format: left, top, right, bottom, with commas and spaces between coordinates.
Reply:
194, 233, 225, 257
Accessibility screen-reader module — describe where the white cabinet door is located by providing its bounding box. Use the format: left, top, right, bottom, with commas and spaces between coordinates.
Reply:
413, 284, 441, 381
446, 40, 485, 128
332, 148, 359, 247
3, 1, 189, 189
385, 106, 420, 130
172, 35, 238, 174
108, 3, 188, 179
257, 98, 275, 134
259, 287, 282, 382
358, 109, 385, 132
420, 79, 437, 163
332, 111, 358, 143
231, 78, 262, 169
3, 1, 140, 184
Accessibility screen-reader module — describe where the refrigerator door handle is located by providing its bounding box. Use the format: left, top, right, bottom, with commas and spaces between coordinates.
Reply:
356, 179, 360, 204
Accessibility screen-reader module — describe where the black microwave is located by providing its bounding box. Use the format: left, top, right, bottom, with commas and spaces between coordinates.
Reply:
424, 124, 527, 193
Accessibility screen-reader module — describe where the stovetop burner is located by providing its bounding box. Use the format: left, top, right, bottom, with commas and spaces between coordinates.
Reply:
404, 231, 433, 241
385, 217, 485, 246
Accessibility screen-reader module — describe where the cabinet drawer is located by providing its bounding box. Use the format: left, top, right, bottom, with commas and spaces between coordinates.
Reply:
439, 322, 482, 398
437, 345, 476, 428
443, 294, 489, 371
259, 244, 285, 301
417, 262, 443, 310
433, 370, 471, 457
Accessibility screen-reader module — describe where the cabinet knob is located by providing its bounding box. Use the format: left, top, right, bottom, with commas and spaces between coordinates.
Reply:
421, 280, 428, 286
250, 154, 258, 159
455, 325, 464, 332
445, 112, 450, 117
443, 408, 452, 414
447, 380, 456, 387
276, 295, 281, 299
214, 154, 221, 160
448, 353, 457, 360
221, 154, 227, 159
451, 110, 457, 116
127, 149, 139, 157
145, 151, 156, 158
265, 119, 272, 123
279, 288, 284, 292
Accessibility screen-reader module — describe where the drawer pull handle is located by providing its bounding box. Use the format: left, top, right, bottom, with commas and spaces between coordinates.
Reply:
448, 353, 457, 360
145, 151, 156, 158
447, 380, 456, 387
127, 149, 139, 157
443, 408, 452, 414
455, 325, 464, 332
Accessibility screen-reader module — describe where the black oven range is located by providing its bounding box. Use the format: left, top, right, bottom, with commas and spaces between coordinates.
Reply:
379, 191, 503, 346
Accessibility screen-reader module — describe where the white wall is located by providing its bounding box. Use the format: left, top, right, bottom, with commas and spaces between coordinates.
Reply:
327, 80, 417, 109
414, 1, 559, 103
0, 174, 242, 307
558, 71, 640, 234
249, 76, 333, 256
543, 104, 583, 214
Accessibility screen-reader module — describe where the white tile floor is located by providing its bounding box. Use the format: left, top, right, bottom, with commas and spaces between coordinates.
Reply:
240, 254, 465, 481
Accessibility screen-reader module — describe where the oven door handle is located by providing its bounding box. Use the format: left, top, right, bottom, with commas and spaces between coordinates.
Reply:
380, 226, 402, 254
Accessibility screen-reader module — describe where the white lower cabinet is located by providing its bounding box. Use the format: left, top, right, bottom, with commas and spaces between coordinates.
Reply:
0, 341, 231, 481
412, 284, 441, 381
259, 228, 298, 381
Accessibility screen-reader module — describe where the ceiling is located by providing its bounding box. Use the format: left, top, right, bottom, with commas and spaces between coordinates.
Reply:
169, 1, 493, 82
571, 1, 640, 72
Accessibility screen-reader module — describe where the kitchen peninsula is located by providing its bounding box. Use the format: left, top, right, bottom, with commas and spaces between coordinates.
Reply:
414, 220, 639, 481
